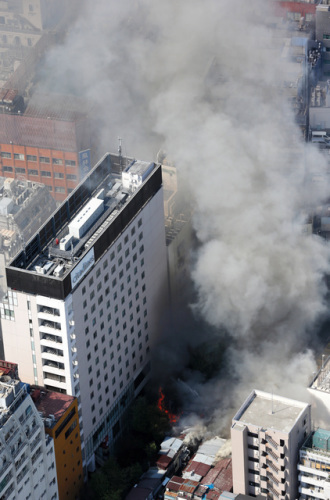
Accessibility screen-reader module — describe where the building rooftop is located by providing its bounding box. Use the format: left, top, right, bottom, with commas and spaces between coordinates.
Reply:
30, 385, 75, 427
301, 428, 330, 454
5, 153, 162, 300
233, 390, 309, 433
310, 355, 330, 393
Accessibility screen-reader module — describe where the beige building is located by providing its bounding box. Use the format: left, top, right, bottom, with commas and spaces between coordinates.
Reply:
231, 390, 311, 500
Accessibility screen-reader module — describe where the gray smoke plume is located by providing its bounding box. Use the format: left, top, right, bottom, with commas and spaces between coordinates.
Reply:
37, 0, 330, 429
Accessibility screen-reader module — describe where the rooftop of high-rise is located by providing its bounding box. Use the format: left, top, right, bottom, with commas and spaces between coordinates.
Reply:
233, 389, 309, 433
5, 152, 162, 299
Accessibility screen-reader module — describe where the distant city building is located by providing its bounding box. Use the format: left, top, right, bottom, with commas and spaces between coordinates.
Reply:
0, 94, 92, 202
298, 428, 330, 499
0, 152, 168, 472
0, 176, 57, 262
274, 0, 319, 23
0, 376, 58, 500
316, 1, 330, 75
0, 0, 68, 89
231, 389, 311, 499
30, 386, 84, 500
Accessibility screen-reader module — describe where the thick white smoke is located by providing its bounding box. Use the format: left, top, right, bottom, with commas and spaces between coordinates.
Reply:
38, 0, 330, 427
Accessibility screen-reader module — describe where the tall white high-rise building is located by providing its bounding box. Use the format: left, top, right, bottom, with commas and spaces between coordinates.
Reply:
0, 153, 168, 469
231, 389, 311, 500
0, 377, 58, 500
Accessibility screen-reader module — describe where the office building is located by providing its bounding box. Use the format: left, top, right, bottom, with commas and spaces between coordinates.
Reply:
0, 152, 168, 470
0, 94, 91, 202
30, 386, 84, 500
231, 389, 311, 499
0, 376, 58, 500
298, 428, 330, 499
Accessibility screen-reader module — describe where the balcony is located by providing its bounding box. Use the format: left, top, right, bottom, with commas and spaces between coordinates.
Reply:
0, 460, 12, 480
42, 361, 65, 376
299, 485, 326, 499
299, 473, 327, 487
43, 376, 67, 391
12, 440, 27, 459
40, 334, 63, 348
41, 347, 64, 360
39, 320, 61, 335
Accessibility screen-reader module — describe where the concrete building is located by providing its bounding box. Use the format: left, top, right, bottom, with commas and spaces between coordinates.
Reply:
0, 94, 91, 202
0, 0, 68, 89
0, 376, 58, 500
308, 355, 330, 429
298, 428, 330, 499
316, 1, 330, 75
0, 152, 168, 471
231, 389, 311, 499
0, 176, 56, 263
30, 386, 84, 500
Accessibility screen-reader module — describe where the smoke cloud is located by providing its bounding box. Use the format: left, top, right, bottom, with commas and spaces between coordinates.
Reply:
38, 0, 330, 430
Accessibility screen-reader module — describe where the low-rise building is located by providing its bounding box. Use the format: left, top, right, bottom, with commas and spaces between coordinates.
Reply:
30, 386, 84, 500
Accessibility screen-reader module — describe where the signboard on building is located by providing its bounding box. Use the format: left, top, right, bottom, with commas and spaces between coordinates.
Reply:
79, 149, 91, 177
71, 247, 95, 288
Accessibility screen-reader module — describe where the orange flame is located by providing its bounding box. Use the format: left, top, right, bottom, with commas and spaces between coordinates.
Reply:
157, 387, 179, 424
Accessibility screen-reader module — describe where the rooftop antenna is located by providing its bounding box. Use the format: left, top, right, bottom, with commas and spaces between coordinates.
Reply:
271, 389, 274, 415
118, 137, 122, 174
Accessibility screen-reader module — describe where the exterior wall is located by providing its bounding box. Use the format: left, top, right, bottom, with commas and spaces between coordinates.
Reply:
72, 186, 168, 463
298, 447, 330, 498
231, 424, 248, 495
0, 388, 58, 500
1, 159, 169, 469
46, 398, 84, 500
316, 5, 330, 74
0, 144, 80, 202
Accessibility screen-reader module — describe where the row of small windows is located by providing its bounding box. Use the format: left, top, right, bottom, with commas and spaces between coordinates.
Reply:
1, 152, 76, 166
2, 165, 77, 181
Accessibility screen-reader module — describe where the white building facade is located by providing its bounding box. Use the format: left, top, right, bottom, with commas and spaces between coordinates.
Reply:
0, 378, 58, 500
0, 153, 168, 470
298, 428, 330, 500
231, 390, 311, 500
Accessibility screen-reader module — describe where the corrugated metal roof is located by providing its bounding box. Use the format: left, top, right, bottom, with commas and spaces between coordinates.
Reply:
156, 455, 172, 469
179, 479, 199, 494
184, 461, 211, 478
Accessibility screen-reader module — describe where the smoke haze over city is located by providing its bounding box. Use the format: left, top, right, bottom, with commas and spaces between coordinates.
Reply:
36, 0, 330, 431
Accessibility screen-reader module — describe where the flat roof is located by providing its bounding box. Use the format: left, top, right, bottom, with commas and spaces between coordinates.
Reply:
233, 390, 309, 433
30, 386, 75, 426
4, 153, 162, 300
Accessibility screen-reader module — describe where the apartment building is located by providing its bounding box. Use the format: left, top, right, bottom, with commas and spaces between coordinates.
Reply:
298, 428, 330, 499
0, 152, 168, 470
0, 377, 58, 500
30, 386, 84, 500
231, 390, 311, 499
